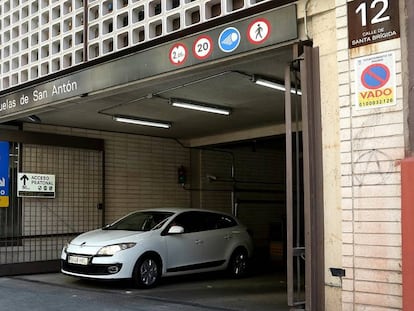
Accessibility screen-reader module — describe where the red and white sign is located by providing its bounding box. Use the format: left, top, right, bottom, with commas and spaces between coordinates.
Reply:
354, 52, 396, 110
169, 43, 188, 65
247, 18, 271, 44
193, 35, 213, 60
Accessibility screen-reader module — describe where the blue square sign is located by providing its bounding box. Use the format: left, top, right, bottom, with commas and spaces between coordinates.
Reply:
0, 141, 10, 207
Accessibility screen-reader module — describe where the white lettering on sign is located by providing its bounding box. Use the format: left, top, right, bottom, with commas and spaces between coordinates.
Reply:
355, 0, 390, 27
0, 80, 78, 113
33, 89, 48, 102
52, 80, 78, 96
351, 29, 397, 47
0, 99, 17, 112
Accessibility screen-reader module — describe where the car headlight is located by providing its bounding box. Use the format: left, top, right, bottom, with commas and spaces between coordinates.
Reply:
97, 243, 136, 256
62, 242, 71, 254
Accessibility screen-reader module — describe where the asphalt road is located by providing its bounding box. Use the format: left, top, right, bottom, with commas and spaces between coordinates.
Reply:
0, 271, 289, 311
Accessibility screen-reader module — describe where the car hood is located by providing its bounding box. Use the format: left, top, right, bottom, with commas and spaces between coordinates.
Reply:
70, 229, 146, 246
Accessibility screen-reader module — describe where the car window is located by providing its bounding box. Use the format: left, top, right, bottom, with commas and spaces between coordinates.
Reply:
170, 211, 237, 233
204, 212, 237, 230
170, 211, 206, 233
215, 214, 238, 229
105, 211, 173, 231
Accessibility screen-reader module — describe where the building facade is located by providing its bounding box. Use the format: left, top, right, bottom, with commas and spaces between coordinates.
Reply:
0, 0, 412, 310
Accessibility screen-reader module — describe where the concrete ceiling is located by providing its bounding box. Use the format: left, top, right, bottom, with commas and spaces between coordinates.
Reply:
21, 45, 300, 146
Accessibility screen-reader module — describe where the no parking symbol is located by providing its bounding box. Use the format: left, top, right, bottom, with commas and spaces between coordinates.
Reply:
355, 52, 396, 110
361, 64, 390, 89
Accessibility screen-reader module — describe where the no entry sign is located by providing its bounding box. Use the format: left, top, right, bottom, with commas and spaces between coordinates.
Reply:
354, 52, 396, 110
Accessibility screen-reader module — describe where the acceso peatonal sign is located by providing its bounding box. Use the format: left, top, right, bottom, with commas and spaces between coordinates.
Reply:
17, 173, 56, 198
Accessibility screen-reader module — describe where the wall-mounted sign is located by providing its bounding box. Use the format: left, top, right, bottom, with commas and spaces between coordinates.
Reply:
0, 141, 10, 208
169, 43, 188, 65
348, 0, 400, 49
354, 51, 396, 109
247, 18, 271, 44
17, 173, 55, 198
193, 35, 213, 60
218, 27, 241, 53
0, 4, 298, 122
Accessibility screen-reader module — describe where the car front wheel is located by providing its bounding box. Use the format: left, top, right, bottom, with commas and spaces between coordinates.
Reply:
228, 248, 249, 278
132, 256, 161, 288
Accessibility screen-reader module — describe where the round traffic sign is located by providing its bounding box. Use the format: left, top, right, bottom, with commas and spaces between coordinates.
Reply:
169, 43, 188, 66
247, 18, 271, 44
193, 35, 213, 60
218, 27, 241, 53
361, 63, 390, 89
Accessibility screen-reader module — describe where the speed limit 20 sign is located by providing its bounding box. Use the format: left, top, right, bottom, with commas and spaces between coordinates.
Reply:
348, 0, 400, 49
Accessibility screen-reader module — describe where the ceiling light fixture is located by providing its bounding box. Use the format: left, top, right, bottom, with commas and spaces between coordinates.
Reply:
113, 115, 171, 129
171, 99, 231, 115
27, 115, 42, 123
253, 77, 302, 95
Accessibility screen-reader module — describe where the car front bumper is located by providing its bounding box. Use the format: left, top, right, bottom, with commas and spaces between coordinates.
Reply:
61, 248, 136, 279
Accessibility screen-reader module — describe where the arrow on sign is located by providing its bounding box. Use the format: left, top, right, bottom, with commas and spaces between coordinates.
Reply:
20, 174, 29, 186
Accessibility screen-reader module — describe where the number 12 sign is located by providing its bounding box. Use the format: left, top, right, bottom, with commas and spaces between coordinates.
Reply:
347, 0, 400, 49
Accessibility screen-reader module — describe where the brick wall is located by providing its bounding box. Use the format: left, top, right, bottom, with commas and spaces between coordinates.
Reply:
336, 1, 404, 309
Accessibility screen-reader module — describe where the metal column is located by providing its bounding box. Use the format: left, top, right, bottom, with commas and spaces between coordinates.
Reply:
285, 45, 324, 310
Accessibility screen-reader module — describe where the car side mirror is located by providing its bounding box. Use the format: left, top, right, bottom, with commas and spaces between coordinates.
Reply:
168, 225, 184, 234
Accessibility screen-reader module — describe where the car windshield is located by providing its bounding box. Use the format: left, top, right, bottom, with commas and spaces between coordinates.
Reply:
104, 211, 174, 231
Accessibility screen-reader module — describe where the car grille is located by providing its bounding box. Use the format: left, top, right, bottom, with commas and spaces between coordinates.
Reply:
61, 259, 123, 276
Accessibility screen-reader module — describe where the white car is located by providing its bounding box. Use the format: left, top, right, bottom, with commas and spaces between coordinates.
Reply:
61, 208, 254, 288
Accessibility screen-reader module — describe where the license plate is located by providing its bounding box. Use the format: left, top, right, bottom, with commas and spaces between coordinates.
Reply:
68, 255, 89, 265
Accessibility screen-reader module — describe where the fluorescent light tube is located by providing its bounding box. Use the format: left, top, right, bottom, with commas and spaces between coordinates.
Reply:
254, 78, 302, 95
113, 116, 171, 129
171, 100, 231, 115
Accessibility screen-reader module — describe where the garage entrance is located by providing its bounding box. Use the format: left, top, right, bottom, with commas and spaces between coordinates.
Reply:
0, 5, 323, 310
180, 45, 323, 310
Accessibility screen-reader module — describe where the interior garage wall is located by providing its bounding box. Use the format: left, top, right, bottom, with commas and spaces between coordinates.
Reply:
0, 142, 103, 266
23, 124, 285, 259
23, 124, 191, 223
23, 144, 102, 259
195, 140, 286, 254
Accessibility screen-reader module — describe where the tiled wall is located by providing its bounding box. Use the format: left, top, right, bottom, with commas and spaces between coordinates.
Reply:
0, 143, 103, 264
24, 124, 192, 223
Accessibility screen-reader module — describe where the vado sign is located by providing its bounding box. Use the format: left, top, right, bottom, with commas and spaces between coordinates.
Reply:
354, 52, 396, 110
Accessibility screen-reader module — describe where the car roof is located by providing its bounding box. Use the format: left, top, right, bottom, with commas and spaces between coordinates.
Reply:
139, 207, 234, 216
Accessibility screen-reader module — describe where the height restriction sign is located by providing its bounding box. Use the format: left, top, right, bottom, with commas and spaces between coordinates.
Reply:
354, 52, 396, 110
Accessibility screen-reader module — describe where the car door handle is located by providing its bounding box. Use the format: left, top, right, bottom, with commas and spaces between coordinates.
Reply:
195, 239, 204, 245
224, 235, 232, 240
